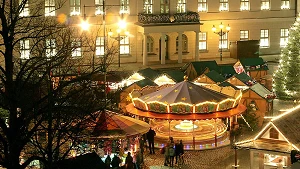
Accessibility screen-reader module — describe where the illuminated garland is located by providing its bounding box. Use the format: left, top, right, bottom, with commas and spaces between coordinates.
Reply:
131, 92, 242, 114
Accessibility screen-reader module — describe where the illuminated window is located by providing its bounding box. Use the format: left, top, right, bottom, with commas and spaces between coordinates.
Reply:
219, 33, 228, 49
281, 0, 290, 9
120, 0, 130, 14
120, 36, 130, 54
95, 0, 104, 15
144, 0, 153, 14
70, 0, 80, 16
46, 39, 56, 58
176, 34, 188, 52
219, 0, 229, 11
261, 0, 270, 10
20, 40, 30, 59
260, 29, 269, 48
96, 37, 105, 57
280, 28, 289, 48
20, 0, 29, 17
198, 0, 207, 12
269, 127, 279, 139
240, 30, 249, 41
177, 0, 186, 13
240, 0, 249, 11
147, 36, 154, 53
71, 41, 82, 57
199, 32, 207, 50
160, 0, 169, 14
45, 0, 55, 16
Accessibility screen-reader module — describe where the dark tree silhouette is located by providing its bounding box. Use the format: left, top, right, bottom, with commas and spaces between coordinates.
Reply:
0, 0, 119, 169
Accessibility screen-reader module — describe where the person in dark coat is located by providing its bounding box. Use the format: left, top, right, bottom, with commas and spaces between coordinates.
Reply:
105, 155, 112, 169
146, 127, 156, 154
125, 152, 134, 169
111, 154, 121, 169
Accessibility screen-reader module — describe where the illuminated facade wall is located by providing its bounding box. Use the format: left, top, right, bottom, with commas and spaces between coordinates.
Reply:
16, 0, 297, 66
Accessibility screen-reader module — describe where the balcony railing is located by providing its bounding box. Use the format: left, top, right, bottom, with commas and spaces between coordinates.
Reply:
138, 12, 200, 24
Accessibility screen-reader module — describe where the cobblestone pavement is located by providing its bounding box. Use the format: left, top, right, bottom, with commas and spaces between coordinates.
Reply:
143, 146, 251, 169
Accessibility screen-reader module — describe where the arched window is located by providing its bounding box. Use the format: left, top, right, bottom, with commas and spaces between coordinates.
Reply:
176, 34, 188, 52
269, 127, 279, 139
147, 36, 154, 53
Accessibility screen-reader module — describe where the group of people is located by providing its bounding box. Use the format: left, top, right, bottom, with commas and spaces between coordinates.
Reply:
163, 137, 184, 167
104, 150, 143, 169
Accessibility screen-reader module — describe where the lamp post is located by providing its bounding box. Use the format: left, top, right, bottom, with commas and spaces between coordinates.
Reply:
212, 22, 230, 61
108, 26, 129, 67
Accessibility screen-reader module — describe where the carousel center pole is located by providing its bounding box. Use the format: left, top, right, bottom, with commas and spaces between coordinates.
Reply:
214, 119, 217, 148
168, 120, 171, 138
193, 120, 195, 150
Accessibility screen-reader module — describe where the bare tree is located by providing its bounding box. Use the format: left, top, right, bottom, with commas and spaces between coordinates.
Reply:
0, 0, 119, 169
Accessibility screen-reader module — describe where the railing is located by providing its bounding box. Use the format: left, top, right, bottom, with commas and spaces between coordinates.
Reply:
138, 12, 200, 24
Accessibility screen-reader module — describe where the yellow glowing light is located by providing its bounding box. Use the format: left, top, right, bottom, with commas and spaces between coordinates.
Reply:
80, 20, 90, 31
118, 20, 127, 29
154, 75, 175, 86
181, 97, 187, 101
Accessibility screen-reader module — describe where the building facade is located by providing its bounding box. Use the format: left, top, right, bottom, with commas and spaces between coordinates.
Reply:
20, 0, 298, 67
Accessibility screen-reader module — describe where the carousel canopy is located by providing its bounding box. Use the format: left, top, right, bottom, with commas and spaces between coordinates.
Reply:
139, 80, 232, 104
82, 110, 150, 139
131, 79, 242, 114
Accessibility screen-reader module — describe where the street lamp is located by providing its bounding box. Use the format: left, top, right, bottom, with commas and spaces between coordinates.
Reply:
108, 22, 129, 67
212, 22, 230, 61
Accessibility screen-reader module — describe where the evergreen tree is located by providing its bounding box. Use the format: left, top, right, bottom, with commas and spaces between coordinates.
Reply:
273, 16, 300, 100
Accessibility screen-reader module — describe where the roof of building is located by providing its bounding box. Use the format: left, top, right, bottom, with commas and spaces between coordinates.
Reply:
137, 67, 161, 81
135, 78, 157, 88
272, 105, 300, 150
239, 57, 269, 71
249, 83, 273, 101
218, 81, 240, 90
205, 70, 226, 83
235, 105, 300, 154
163, 70, 185, 82
219, 65, 236, 77
234, 72, 253, 84
188, 61, 220, 75
58, 152, 106, 169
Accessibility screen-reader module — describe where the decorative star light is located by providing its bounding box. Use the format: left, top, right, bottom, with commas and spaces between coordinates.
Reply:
157, 95, 162, 98
181, 97, 187, 101
174, 89, 178, 92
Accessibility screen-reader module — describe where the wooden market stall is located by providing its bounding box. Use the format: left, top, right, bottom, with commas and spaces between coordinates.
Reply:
235, 104, 300, 169
234, 57, 268, 80
240, 83, 275, 126
194, 70, 226, 85
183, 61, 220, 81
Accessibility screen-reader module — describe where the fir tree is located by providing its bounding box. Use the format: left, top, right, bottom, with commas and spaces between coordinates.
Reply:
273, 16, 300, 100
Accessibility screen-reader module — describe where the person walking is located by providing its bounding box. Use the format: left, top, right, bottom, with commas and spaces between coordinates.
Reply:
163, 143, 170, 166
175, 140, 180, 164
125, 152, 134, 169
111, 154, 121, 169
169, 142, 175, 167
147, 127, 156, 154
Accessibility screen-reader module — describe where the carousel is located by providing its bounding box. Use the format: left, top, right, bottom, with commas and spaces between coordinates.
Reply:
126, 76, 246, 150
